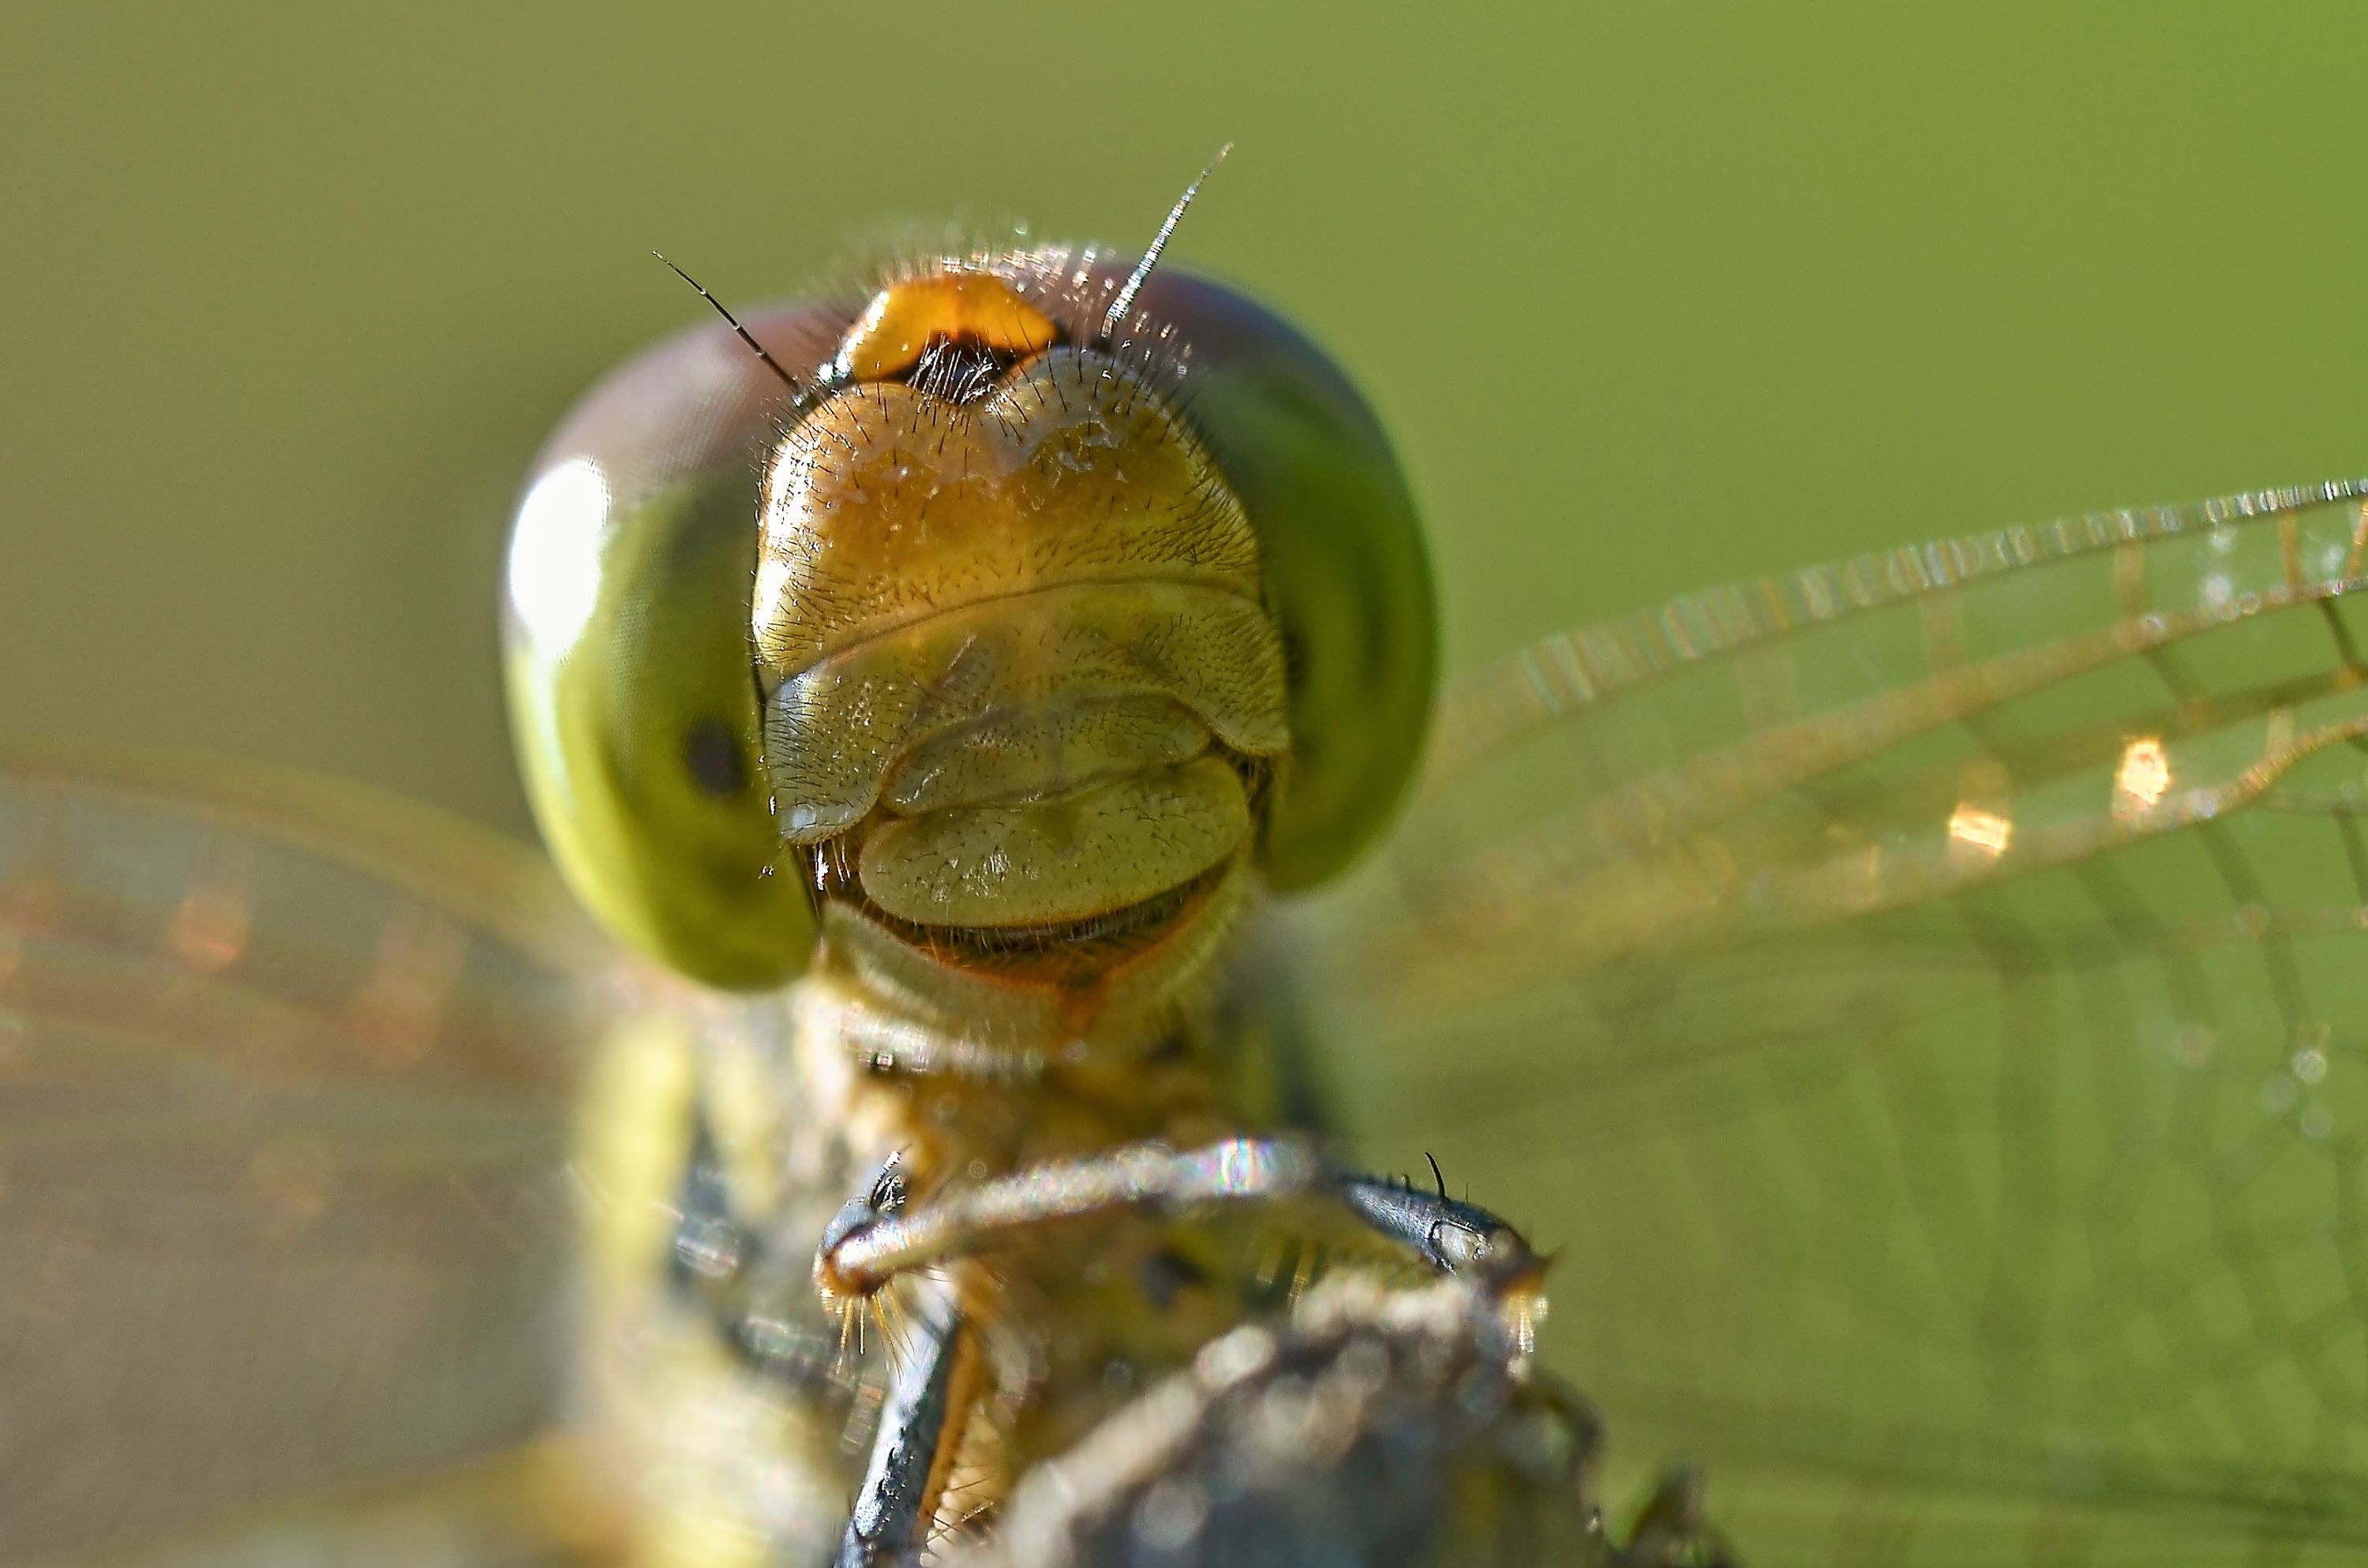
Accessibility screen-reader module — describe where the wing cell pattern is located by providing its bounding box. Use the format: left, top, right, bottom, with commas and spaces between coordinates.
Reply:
1310, 481, 2368, 1562
0, 756, 613, 1562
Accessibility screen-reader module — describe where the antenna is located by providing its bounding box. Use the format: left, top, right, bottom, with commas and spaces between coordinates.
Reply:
1099, 143, 1233, 345
653, 252, 805, 396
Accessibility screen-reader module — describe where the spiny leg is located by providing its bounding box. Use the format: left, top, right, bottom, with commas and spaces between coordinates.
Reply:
815, 1136, 1325, 1298
809, 1140, 1547, 1562
813, 1140, 1734, 1563
834, 1271, 973, 1568
814, 1136, 1544, 1304
665, 1119, 978, 1566
1336, 1164, 1548, 1296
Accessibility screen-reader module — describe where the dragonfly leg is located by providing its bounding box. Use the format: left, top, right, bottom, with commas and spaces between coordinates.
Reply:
1334, 1166, 1547, 1298
814, 1136, 1544, 1303
665, 1121, 977, 1564
833, 1272, 972, 1568
814, 1136, 1325, 1298
810, 1142, 1562, 1561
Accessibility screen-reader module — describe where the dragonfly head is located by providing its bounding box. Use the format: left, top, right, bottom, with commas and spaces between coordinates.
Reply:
504, 246, 1433, 999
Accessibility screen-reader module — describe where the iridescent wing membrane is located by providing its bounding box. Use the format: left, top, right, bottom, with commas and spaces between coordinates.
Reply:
0, 749, 628, 1566
1303, 481, 2368, 1563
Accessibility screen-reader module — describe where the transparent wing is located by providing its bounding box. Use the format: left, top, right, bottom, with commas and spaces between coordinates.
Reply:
0, 747, 633, 1565
1299, 480, 2368, 1562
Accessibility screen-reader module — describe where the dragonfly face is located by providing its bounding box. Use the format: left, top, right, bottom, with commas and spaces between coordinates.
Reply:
500, 245, 1435, 998
8, 197, 2368, 1567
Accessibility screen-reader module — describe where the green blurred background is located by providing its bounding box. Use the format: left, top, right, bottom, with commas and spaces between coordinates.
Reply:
5, 2, 2368, 838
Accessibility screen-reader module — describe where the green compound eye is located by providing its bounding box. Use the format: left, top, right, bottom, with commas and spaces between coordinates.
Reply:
501, 305, 846, 990
1135, 271, 1436, 891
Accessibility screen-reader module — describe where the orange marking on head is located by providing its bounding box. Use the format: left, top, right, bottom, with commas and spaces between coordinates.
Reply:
831, 272, 1058, 383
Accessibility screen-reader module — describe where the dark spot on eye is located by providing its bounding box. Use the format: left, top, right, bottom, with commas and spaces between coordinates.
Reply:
1138, 1246, 1210, 1312
684, 718, 747, 797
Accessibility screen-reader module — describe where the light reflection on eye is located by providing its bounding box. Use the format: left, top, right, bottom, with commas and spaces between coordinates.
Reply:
2114, 736, 2172, 819
508, 456, 611, 653
1946, 804, 2013, 861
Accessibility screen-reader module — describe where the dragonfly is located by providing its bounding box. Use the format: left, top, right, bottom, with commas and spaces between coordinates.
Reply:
6, 161, 2368, 1565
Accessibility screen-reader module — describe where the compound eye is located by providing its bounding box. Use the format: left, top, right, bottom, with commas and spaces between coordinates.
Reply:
502, 304, 842, 989
1137, 271, 1436, 890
